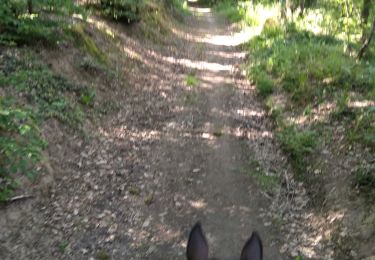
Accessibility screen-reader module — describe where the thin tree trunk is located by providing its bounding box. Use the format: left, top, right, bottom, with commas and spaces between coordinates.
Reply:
358, 19, 375, 60
361, 0, 371, 25
27, 0, 33, 14
280, 0, 287, 20
361, 0, 373, 41
299, 0, 305, 17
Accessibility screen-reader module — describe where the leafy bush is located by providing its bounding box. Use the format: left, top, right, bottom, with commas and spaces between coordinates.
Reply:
0, 0, 81, 45
100, 0, 144, 23
0, 50, 98, 201
354, 167, 375, 198
215, 1, 244, 23
81, 89, 96, 107
246, 24, 375, 105
349, 106, 375, 149
0, 52, 88, 128
262, 18, 282, 37
0, 99, 46, 201
278, 126, 317, 171
163, 0, 190, 18
185, 74, 199, 86
253, 72, 274, 97
67, 24, 108, 64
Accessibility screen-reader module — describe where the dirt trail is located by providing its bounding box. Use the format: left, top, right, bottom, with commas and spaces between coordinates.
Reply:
181, 12, 281, 259
0, 7, 289, 260
142, 9, 284, 259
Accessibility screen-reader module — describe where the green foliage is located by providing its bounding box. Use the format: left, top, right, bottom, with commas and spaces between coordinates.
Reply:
67, 24, 109, 64
99, 0, 144, 23
253, 72, 274, 97
247, 23, 375, 103
0, 51, 97, 201
240, 158, 278, 192
0, 0, 82, 45
0, 98, 46, 202
262, 18, 282, 37
164, 0, 190, 18
215, 1, 244, 23
58, 240, 69, 253
185, 74, 199, 86
354, 167, 375, 198
278, 126, 317, 171
0, 52, 89, 128
80, 89, 96, 107
349, 106, 375, 149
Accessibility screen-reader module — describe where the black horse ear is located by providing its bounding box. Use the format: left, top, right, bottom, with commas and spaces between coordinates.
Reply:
187, 222, 209, 260
240, 231, 263, 260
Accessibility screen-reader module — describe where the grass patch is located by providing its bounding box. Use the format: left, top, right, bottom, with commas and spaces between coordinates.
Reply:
253, 72, 274, 97
141, 8, 171, 43
58, 240, 69, 253
164, 0, 191, 19
246, 24, 374, 104
185, 74, 199, 87
354, 167, 375, 199
246, 21, 375, 149
215, 1, 243, 23
215, 2, 278, 27
277, 125, 317, 173
240, 158, 278, 192
67, 24, 109, 65
348, 106, 375, 150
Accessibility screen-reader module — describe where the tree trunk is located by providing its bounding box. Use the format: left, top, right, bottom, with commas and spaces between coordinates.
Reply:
361, 0, 372, 25
358, 19, 375, 60
361, 0, 373, 41
280, 0, 287, 20
27, 0, 33, 14
299, 0, 305, 17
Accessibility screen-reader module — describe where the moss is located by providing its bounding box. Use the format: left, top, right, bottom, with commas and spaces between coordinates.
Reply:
69, 24, 109, 65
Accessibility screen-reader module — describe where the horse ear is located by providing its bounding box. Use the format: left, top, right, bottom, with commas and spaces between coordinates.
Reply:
187, 222, 209, 260
240, 231, 263, 260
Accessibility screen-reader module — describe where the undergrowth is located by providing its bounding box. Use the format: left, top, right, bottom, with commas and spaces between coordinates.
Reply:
0, 52, 89, 127
0, 98, 46, 201
99, 0, 144, 23
215, 1, 244, 23
240, 158, 279, 192
277, 126, 317, 173
0, 51, 94, 201
66, 24, 109, 65
0, 0, 82, 46
164, 0, 190, 19
238, 2, 375, 208
246, 22, 375, 151
354, 166, 375, 200
185, 74, 199, 87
